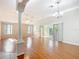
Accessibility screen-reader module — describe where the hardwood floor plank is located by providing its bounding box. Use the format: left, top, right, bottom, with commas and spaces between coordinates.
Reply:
24, 37, 79, 59
0, 37, 79, 59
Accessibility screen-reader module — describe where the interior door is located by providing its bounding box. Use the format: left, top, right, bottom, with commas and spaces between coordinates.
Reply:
53, 23, 63, 41
53, 24, 59, 41
40, 25, 44, 37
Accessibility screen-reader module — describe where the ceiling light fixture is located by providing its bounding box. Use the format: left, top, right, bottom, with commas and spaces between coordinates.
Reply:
55, 0, 61, 4
49, 0, 62, 18
50, 5, 54, 8
55, 0, 62, 18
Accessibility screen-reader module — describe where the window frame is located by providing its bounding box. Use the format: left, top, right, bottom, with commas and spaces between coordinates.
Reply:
4, 23, 13, 35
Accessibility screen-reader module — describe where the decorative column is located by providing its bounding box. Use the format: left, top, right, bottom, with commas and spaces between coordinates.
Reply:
18, 12, 23, 43
17, 0, 29, 43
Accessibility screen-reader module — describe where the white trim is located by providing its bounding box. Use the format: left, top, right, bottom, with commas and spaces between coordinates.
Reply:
41, 6, 79, 19
63, 41, 79, 46
53, 6, 79, 17
62, 6, 79, 13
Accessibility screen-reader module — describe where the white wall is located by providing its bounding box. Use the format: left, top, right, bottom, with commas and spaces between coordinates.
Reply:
36, 7, 79, 46
62, 8, 79, 46
58, 23, 63, 41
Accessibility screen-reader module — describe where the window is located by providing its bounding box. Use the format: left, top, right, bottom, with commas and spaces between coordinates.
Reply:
27, 25, 33, 34
4, 24, 13, 34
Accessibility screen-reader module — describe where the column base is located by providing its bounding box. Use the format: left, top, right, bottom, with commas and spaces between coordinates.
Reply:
17, 39, 24, 44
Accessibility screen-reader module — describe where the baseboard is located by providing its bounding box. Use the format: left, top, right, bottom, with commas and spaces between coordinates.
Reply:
62, 41, 79, 46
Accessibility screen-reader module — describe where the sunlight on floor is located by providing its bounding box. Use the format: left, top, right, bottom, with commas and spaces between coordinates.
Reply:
48, 40, 54, 48
26, 37, 32, 49
3, 38, 16, 53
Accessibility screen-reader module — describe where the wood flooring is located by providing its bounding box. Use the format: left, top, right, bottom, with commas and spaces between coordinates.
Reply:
0, 37, 79, 59
24, 37, 79, 59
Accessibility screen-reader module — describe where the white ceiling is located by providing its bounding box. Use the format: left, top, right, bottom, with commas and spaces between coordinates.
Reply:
24, 0, 79, 20
0, 0, 79, 24
0, 0, 17, 23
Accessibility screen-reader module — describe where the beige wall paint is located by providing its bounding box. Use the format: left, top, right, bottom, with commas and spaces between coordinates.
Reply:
0, 22, 1, 40
1, 22, 27, 41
